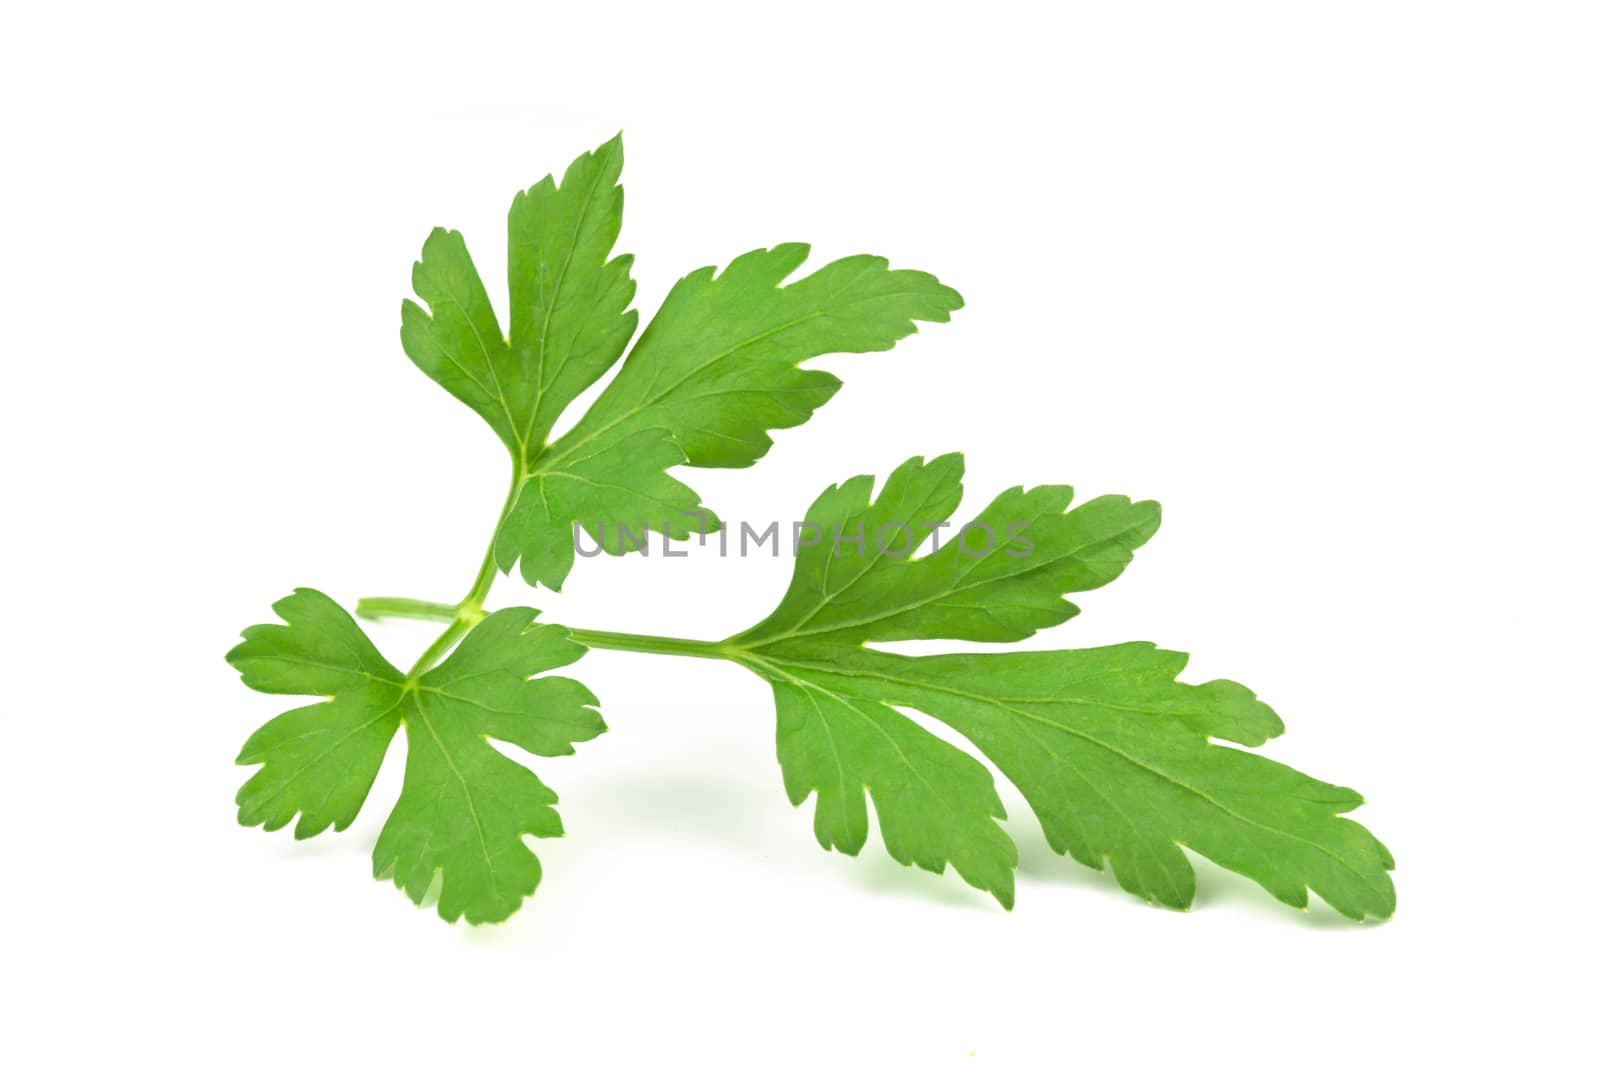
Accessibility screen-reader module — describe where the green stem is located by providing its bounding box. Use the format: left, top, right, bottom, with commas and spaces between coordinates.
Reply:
365, 466, 741, 675
409, 618, 473, 677
566, 629, 734, 660
356, 597, 457, 623
394, 466, 525, 679
459, 466, 523, 613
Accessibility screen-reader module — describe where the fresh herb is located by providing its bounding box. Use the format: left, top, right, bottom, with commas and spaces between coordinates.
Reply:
228, 135, 1394, 924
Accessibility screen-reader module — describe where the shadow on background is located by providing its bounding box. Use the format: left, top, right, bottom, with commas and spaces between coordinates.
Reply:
279, 762, 1388, 931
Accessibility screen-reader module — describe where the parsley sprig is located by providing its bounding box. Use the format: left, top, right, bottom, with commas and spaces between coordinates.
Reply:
228, 136, 1394, 924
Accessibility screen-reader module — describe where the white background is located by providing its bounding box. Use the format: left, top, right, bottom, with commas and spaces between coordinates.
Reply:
5, 2, 1596, 1064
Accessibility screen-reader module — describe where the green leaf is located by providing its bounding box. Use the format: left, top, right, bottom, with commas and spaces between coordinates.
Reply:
375, 609, 602, 923
400, 136, 963, 591
228, 588, 405, 838
752, 655, 1018, 907
490, 427, 705, 587
507, 136, 639, 450
401, 133, 635, 461
725, 457, 1395, 919
733, 453, 1160, 647
501, 244, 962, 589
228, 593, 602, 924
549, 244, 964, 470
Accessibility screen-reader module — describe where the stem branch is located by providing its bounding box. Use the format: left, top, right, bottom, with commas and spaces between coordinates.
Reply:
566, 629, 733, 660
409, 618, 473, 677
391, 465, 524, 678
365, 465, 742, 676
356, 597, 457, 623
